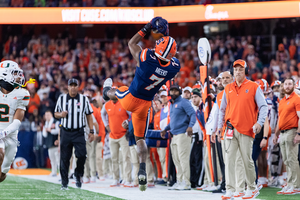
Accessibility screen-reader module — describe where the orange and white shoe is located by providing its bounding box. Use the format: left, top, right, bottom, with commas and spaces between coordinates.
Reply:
90, 176, 97, 183
147, 182, 155, 188
233, 192, 245, 198
122, 182, 134, 188
277, 185, 289, 194
196, 184, 209, 190
99, 176, 105, 181
283, 187, 300, 195
110, 180, 120, 187
82, 177, 90, 184
242, 189, 260, 199
222, 191, 233, 200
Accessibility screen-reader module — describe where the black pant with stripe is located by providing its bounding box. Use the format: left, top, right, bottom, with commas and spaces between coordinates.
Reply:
60, 127, 86, 187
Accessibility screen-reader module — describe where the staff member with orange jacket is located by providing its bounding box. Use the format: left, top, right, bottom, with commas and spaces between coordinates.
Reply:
218, 60, 268, 200
101, 99, 132, 187
273, 78, 300, 195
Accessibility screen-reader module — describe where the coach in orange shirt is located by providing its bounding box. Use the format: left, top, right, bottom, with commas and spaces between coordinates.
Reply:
273, 78, 300, 195
101, 99, 132, 187
218, 59, 268, 200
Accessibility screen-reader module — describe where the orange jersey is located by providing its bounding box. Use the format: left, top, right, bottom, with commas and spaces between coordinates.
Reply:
278, 91, 300, 130
105, 100, 129, 139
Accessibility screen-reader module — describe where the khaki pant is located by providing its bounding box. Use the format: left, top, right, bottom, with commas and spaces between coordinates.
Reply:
225, 128, 256, 192
103, 158, 112, 177
109, 135, 131, 182
204, 142, 222, 186
48, 147, 59, 174
221, 140, 245, 192
157, 148, 167, 180
171, 133, 191, 185
84, 140, 97, 178
130, 145, 154, 185
96, 142, 104, 177
279, 128, 300, 188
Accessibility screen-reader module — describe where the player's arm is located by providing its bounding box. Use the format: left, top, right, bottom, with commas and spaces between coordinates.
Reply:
128, 22, 152, 66
0, 109, 24, 138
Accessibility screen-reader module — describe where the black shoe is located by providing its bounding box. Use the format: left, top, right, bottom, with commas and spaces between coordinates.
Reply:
156, 180, 167, 185
61, 185, 69, 190
212, 188, 226, 193
75, 177, 82, 189
138, 168, 147, 191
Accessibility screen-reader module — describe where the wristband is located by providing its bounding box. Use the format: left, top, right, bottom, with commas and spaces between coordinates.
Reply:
263, 136, 268, 140
138, 30, 146, 37
90, 129, 94, 134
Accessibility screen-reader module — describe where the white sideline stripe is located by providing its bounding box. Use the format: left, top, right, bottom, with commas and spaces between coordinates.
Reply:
115, 90, 129, 98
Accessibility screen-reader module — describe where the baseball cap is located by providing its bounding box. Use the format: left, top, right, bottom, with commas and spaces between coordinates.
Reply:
192, 88, 201, 97
183, 86, 192, 93
68, 78, 79, 86
160, 90, 168, 97
169, 84, 181, 92
233, 59, 247, 68
216, 72, 223, 81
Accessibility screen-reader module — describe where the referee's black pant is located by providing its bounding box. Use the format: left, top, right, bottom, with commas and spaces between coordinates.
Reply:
60, 127, 86, 187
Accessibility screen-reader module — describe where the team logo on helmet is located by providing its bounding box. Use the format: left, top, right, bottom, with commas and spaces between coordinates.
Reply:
155, 36, 177, 62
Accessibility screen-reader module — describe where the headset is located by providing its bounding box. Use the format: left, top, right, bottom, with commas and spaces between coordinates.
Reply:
230, 60, 249, 76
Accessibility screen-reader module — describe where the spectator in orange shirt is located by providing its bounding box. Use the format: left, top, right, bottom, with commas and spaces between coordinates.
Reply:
28, 87, 40, 115
273, 78, 300, 195
101, 99, 132, 187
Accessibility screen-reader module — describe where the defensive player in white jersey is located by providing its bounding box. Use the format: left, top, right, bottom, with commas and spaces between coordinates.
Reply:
0, 61, 30, 183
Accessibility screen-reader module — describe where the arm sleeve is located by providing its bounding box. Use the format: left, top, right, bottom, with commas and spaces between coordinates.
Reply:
54, 96, 62, 113
164, 123, 170, 131
101, 104, 109, 127
270, 107, 276, 133
183, 101, 196, 128
255, 87, 268, 127
85, 97, 93, 115
218, 91, 227, 129
42, 126, 47, 138
206, 102, 219, 134
17, 90, 30, 111
50, 121, 60, 135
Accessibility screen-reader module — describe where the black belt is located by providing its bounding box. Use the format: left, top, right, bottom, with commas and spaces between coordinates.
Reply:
62, 127, 82, 132
281, 128, 296, 133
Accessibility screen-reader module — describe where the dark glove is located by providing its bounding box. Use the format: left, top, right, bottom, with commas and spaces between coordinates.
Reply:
141, 23, 152, 35
150, 17, 169, 36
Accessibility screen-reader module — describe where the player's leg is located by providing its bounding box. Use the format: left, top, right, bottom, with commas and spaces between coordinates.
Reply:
0, 142, 5, 182
0, 138, 18, 183
132, 107, 151, 191
103, 78, 118, 101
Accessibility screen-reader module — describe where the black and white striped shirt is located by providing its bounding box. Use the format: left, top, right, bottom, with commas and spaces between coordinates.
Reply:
54, 93, 93, 130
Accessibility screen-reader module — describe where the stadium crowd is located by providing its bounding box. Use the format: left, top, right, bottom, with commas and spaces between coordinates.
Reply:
7, 0, 278, 7
2, 27, 300, 196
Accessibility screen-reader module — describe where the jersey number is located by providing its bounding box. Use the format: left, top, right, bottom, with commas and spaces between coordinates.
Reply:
145, 74, 164, 91
0, 104, 9, 122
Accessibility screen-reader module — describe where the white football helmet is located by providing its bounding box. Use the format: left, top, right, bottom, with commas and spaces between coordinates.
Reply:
0, 60, 25, 88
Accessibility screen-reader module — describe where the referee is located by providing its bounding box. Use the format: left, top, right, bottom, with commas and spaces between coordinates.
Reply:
54, 78, 94, 190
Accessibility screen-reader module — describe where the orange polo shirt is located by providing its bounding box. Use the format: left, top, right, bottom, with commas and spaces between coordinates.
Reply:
278, 91, 300, 130
91, 104, 105, 144
154, 110, 161, 130
105, 100, 129, 139
224, 79, 259, 138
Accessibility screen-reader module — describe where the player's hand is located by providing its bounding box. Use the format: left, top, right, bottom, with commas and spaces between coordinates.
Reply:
88, 133, 94, 143
96, 136, 102, 143
253, 123, 262, 134
141, 23, 152, 35
0, 131, 7, 139
260, 138, 267, 148
211, 133, 216, 143
105, 125, 111, 133
161, 130, 167, 139
150, 17, 169, 36
294, 134, 300, 144
54, 140, 59, 146
122, 120, 128, 130
61, 111, 68, 118
273, 135, 278, 145
186, 127, 193, 137
46, 128, 51, 132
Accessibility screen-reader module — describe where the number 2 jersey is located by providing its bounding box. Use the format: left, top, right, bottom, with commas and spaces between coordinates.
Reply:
129, 48, 180, 101
0, 87, 30, 138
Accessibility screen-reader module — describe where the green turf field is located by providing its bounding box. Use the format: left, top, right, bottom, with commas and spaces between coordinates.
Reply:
258, 187, 300, 200
0, 176, 123, 200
